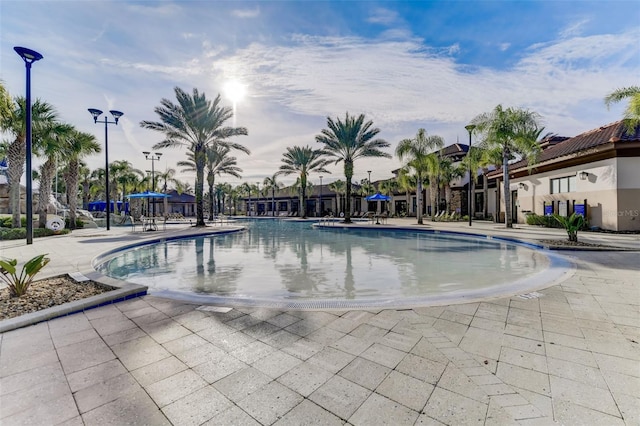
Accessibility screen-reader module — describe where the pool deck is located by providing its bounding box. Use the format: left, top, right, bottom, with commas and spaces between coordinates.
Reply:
1, 219, 638, 425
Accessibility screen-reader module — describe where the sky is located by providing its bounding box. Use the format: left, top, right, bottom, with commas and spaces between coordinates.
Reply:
1, 0, 638, 188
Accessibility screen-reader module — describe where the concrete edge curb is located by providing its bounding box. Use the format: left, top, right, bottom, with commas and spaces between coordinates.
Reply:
0, 272, 147, 333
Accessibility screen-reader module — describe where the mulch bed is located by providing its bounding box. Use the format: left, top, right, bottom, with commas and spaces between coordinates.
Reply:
0, 275, 114, 320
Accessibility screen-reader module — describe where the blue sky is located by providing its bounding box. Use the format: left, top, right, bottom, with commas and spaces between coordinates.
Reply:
1, 1, 638, 187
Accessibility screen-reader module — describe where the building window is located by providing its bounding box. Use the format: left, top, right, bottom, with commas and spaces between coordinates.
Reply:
550, 176, 576, 194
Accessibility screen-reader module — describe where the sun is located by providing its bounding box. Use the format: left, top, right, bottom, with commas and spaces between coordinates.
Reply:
223, 80, 247, 104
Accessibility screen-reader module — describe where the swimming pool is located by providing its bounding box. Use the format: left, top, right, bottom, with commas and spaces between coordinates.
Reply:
95, 219, 571, 308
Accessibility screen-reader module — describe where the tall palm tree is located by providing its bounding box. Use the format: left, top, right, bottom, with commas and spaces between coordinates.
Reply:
179, 146, 243, 219
604, 86, 640, 133
36, 122, 75, 228
0, 97, 58, 227
471, 105, 544, 228
436, 156, 465, 214
61, 131, 100, 229
395, 128, 444, 224
396, 168, 416, 217
239, 182, 252, 215
378, 179, 397, 214
316, 112, 390, 223
278, 146, 329, 218
263, 173, 283, 216
328, 179, 346, 215
141, 87, 249, 226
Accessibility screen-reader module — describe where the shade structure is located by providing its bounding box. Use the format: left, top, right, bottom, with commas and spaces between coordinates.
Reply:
126, 191, 170, 199
366, 192, 391, 201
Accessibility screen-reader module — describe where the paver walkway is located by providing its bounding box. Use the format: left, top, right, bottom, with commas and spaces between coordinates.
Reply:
1, 220, 638, 425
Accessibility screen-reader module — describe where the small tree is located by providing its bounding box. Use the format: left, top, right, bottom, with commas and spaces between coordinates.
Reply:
0, 254, 50, 297
553, 213, 585, 242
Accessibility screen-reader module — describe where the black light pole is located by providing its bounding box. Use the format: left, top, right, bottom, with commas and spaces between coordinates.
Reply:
465, 124, 476, 227
143, 151, 162, 217
14, 47, 43, 245
367, 170, 372, 195
319, 176, 323, 216
89, 109, 123, 230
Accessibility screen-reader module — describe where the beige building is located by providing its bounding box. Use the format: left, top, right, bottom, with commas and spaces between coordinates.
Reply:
487, 121, 640, 231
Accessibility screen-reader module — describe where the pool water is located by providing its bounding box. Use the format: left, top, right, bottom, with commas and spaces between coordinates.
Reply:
96, 219, 569, 307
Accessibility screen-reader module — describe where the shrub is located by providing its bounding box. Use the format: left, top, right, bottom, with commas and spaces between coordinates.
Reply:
0, 228, 70, 240
65, 218, 84, 228
0, 217, 27, 228
526, 214, 563, 228
0, 254, 50, 297
553, 213, 586, 242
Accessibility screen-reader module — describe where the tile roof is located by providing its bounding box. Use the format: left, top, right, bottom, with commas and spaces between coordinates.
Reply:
488, 121, 640, 177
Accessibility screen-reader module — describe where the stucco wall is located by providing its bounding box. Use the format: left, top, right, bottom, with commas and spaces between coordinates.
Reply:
509, 157, 639, 231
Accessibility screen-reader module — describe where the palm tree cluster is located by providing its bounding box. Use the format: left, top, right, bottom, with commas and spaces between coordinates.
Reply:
2, 78, 635, 231
0, 88, 101, 230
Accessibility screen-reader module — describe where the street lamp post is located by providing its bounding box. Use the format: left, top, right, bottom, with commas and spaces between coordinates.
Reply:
367, 170, 372, 213
143, 151, 162, 217
465, 124, 476, 227
88, 108, 123, 231
319, 176, 323, 217
14, 46, 43, 245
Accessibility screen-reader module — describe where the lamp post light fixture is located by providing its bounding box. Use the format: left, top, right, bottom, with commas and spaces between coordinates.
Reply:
319, 176, 323, 217
465, 124, 476, 227
14, 46, 43, 245
88, 108, 123, 231
143, 151, 162, 216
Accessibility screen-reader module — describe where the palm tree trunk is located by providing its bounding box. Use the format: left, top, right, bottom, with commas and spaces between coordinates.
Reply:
503, 151, 512, 228
416, 181, 423, 224
429, 179, 437, 220
344, 161, 353, 223
38, 159, 56, 228
67, 159, 79, 230
7, 138, 25, 228
208, 176, 215, 220
195, 151, 206, 226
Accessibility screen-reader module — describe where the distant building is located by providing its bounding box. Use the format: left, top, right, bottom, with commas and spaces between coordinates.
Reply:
487, 121, 640, 231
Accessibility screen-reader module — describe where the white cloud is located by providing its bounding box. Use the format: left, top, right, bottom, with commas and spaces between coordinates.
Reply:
231, 7, 260, 18
499, 43, 511, 51
559, 18, 590, 39
367, 7, 400, 25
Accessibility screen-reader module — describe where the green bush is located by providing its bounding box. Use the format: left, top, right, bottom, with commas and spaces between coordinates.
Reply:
0, 228, 70, 240
65, 218, 84, 228
0, 217, 27, 228
526, 214, 563, 228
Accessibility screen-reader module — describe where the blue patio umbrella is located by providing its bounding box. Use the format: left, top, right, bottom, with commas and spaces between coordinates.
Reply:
127, 191, 170, 216
365, 192, 391, 201
126, 191, 170, 199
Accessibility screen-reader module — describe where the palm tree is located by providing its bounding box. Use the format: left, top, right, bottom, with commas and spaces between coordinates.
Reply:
263, 173, 283, 216
141, 87, 249, 226
604, 86, 640, 133
437, 156, 465, 214
278, 146, 329, 218
239, 182, 252, 215
0, 97, 58, 228
328, 179, 346, 215
378, 179, 397, 214
179, 146, 243, 219
396, 168, 416, 217
395, 129, 445, 224
61, 131, 100, 229
35, 122, 75, 228
471, 105, 544, 228
316, 113, 390, 223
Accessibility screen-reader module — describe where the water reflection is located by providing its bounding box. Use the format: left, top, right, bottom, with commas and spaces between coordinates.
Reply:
98, 220, 549, 300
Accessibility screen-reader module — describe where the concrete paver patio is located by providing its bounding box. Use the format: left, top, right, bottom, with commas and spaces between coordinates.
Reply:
0, 219, 638, 425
